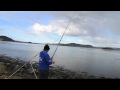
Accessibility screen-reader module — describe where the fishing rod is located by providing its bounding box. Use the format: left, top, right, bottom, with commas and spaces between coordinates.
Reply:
5, 11, 75, 79
5, 37, 63, 79
5, 37, 62, 79
51, 11, 75, 60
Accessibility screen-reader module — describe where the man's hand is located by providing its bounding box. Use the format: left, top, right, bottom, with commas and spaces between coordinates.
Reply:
52, 61, 55, 64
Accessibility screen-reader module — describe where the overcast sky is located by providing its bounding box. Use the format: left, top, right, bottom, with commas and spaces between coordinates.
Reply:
0, 11, 120, 48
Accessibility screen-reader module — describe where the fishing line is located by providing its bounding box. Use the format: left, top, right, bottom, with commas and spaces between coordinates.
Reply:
51, 11, 75, 59
5, 11, 75, 79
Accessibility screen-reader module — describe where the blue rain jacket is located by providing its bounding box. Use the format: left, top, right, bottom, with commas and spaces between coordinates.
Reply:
39, 51, 52, 70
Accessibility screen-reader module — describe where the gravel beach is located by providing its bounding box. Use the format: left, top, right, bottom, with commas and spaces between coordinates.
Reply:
0, 54, 114, 79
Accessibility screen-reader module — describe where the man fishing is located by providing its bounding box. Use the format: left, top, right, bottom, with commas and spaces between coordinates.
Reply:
38, 44, 55, 79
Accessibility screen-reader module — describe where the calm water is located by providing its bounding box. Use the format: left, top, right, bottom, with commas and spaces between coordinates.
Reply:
0, 41, 120, 78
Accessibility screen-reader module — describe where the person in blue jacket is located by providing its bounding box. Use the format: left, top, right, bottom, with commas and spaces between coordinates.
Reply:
39, 44, 55, 79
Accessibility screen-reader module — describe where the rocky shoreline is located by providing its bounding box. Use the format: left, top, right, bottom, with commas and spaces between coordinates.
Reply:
0, 54, 117, 79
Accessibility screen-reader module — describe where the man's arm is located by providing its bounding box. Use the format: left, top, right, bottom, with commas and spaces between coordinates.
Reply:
45, 54, 52, 65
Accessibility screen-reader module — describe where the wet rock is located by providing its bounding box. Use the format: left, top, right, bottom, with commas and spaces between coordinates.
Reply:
0, 54, 114, 79
0, 62, 8, 75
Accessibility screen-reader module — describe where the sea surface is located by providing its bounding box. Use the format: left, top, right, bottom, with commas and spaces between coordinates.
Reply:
0, 41, 120, 78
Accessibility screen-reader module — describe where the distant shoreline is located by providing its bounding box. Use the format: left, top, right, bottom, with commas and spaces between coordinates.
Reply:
1, 35, 120, 50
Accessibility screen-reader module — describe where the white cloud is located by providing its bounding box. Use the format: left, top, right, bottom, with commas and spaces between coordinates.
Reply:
78, 36, 116, 44
93, 37, 114, 43
31, 19, 90, 37
1, 11, 119, 37
47, 11, 115, 37
32, 23, 53, 34
1, 11, 120, 47
77, 36, 120, 47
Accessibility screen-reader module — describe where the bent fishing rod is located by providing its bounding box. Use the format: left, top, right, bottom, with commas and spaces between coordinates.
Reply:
51, 11, 75, 59
5, 38, 61, 79
5, 11, 75, 79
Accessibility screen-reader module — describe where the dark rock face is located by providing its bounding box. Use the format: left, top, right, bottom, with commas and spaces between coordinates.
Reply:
0, 36, 14, 41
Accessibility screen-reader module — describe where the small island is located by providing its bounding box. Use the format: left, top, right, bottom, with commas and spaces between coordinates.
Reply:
0, 36, 14, 41
101, 47, 114, 50
52, 43, 94, 48
0, 36, 36, 44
